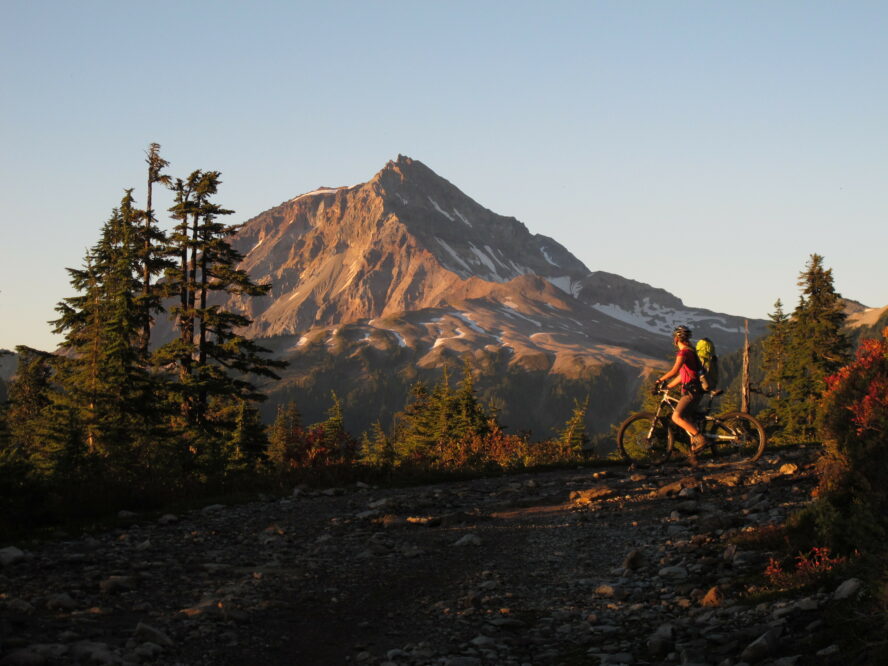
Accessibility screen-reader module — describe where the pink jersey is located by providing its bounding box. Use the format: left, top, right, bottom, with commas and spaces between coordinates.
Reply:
677, 347, 702, 384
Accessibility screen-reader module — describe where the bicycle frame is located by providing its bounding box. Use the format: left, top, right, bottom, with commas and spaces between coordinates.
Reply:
652, 388, 727, 448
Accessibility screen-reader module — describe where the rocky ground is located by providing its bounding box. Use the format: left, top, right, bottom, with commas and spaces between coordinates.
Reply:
0, 446, 866, 665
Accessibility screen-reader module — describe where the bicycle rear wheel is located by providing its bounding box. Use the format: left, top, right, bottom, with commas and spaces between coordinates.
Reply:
710, 412, 766, 463
617, 412, 674, 466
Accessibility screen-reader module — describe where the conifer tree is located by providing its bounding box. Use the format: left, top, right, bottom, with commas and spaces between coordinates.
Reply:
451, 360, 490, 442
4, 346, 53, 461
225, 399, 268, 470
158, 170, 285, 443
320, 391, 346, 445
50, 191, 159, 463
393, 382, 437, 461
558, 395, 590, 455
780, 254, 850, 440
430, 365, 455, 444
359, 420, 395, 468
267, 401, 303, 468
761, 299, 790, 400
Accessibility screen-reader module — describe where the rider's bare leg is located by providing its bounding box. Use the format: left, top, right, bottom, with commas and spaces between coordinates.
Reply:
673, 394, 707, 463
672, 394, 700, 437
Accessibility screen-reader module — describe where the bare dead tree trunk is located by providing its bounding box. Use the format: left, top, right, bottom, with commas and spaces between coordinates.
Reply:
141, 172, 153, 355
741, 319, 751, 413
197, 245, 208, 423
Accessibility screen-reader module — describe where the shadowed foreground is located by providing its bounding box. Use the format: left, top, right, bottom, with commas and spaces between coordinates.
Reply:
3, 447, 855, 665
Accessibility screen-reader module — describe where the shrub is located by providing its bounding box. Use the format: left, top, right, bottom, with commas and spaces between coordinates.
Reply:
802, 328, 888, 552
764, 546, 849, 589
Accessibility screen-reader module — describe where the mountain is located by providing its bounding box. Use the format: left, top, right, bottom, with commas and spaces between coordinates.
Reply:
843, 300, 888, 346
184, 156, 769, 440
844, 300, 888, 330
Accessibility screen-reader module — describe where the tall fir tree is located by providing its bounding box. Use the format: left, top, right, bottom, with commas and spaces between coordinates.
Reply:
49, 191, 165, 475
267, 401, 304, 469
320, 391, 346, 445
359, 420, 395, 469
158, 170, 285, 455
761, 299, 790, 400
780, 254, 851, 440
224, 398, 269, 471
393, 382, 437, 461
450, 360, 490, 442
558, 395, 590, 455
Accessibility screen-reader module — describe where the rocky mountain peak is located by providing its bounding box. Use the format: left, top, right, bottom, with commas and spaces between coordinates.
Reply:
219, 157, 767, 351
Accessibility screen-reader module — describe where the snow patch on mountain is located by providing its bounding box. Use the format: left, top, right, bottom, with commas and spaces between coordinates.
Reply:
486, 245, 513, 273
435, 238, 472, 277
369, 319, 408, 348
428, 197, 455, 221
432, 327, 466, 348
592, 299, 736, 337
290, 187, 344, 202
468, 243, 504, 281
508, 260, 531, 276
709, 322, 745, 333
453, 311, 487, 335
389, 331, 407, 347
453, 208, 472, 227
540, 246, 560, 267
500, 302, 541, 327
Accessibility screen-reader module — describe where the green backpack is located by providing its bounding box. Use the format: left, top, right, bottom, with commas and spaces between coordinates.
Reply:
696, 337, 719, 391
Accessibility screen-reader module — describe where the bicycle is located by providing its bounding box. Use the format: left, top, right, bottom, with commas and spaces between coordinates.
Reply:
616, 385, 766, 466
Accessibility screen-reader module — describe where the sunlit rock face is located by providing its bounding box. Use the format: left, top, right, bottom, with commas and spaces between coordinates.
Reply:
231, 155, 760, 349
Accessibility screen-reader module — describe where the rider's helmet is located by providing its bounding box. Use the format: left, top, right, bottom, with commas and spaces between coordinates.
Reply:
672, 325, 692, 343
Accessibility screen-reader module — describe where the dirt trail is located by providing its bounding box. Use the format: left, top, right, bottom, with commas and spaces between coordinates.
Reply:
3, 447, 852, 665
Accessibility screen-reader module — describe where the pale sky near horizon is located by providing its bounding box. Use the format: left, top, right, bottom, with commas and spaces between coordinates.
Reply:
1, 1, 886, 351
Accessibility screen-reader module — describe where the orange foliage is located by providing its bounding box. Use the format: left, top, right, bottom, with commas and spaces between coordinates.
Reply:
765, 547, 849, 588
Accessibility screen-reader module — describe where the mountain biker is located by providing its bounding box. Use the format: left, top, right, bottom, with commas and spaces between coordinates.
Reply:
656, 325, 707, 465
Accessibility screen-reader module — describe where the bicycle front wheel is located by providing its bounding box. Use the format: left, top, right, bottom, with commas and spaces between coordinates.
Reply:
711, 411, 766, 463
617, 412, 674, 466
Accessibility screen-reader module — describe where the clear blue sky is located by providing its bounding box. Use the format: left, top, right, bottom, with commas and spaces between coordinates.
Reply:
2, 1, 886, 351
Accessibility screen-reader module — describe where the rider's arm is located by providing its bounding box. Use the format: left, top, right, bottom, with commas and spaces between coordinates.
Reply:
658, 353, 684, 388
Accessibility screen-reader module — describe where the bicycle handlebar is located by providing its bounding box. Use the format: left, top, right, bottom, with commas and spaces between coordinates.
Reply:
652, 384, 724, 398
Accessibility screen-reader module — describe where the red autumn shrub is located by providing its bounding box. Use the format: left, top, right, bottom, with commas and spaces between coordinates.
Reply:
765, 546, 849, 589
803, 328, 888, 551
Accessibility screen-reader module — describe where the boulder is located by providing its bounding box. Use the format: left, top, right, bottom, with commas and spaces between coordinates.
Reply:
622, 549, 645, 570
833, 578, 863, 601
740, 627, 782, 662
570, 486, 614, 504
134, 622, 174, 648
453, 534, 482, 547
657, 565, 688, 580
700, 586, 722, 607
0, 546, 25, 567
